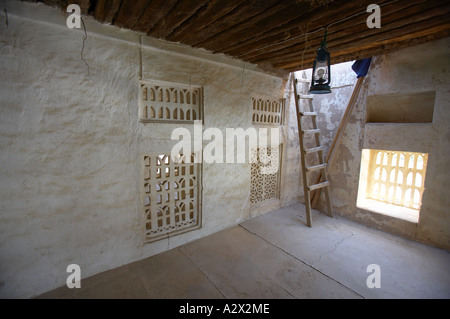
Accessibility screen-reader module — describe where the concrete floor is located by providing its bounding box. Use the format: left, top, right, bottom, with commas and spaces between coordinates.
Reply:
37, 203, 450, 299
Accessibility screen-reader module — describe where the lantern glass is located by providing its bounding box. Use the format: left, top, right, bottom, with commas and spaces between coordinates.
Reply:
309, 46, 331, 94
313, 61, 329, 84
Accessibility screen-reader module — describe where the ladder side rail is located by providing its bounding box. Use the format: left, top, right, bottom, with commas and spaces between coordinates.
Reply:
292, 74, 313, 227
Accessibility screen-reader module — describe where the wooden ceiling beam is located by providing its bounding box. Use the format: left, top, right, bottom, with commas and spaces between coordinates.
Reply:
247, 0, 447, 66
38, 0, 68, 9
131, 0, 178, 34
147, 0, 210, 39
329, 28, 450, 65
114, 0, 150, 29
281, 27, 450, 72
189, 0, 280, 47
165, 0, 244, 43
66, 0, 91, 15
271, 18, 450, 69
332, 19, 450, 60
240, 0, 429, 63
93, 0, 122, 24
198, 1, 311, 53
27, 0, 450, 72
164, 0, 249, 45
332, 1, 449, 44
222, 0, 383, 58
274, 15, 450, 70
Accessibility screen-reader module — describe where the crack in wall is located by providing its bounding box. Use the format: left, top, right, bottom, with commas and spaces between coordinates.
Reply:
80, 17, 90, 75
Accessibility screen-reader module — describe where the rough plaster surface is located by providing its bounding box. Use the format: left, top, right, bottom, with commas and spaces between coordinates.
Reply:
308, 39, 450, 251
1, 0, 448, 300
0, 2, 290, 298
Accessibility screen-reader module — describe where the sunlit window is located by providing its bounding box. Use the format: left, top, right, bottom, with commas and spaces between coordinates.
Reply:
357, 149, 428, 223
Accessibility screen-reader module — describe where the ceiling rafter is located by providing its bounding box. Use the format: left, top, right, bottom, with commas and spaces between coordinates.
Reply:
226, 0, 393, 59
190, 0, 282, 47
272, 5, 450, 70
248, 0, 446, 65
28, 0, 450, 72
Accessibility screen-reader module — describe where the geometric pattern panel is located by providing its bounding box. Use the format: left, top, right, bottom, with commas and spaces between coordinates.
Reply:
251, 97, 285, 125
250, 146, 281, 205
143, 153, 201, 243
139, 80, 202, 123
366, 150, 428, 210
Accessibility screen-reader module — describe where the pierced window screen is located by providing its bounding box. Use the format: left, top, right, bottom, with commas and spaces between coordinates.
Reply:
251, 98, 285, 125
143, 153, 201, 243
139, 80, 202, 123
366, 150, 428, 210
250, 146, 281, 205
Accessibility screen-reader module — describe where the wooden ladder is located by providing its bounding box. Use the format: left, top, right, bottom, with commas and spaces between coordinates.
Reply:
292, 72, 333, 227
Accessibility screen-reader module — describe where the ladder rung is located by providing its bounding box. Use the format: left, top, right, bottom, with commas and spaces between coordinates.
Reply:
304, 146, 324, 154
300, 112, 317, 117
306, 163, 327, 172
301, 129, 321, 135
308, 181, 330, 191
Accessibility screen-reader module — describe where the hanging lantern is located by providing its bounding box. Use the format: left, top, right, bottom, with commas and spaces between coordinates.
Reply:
309, 29, 331, 94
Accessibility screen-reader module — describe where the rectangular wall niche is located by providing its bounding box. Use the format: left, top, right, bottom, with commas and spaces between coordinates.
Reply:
143, 153, 201, 243
357, 149, 428, 223
252, 98, 285, 125
139, 80, 202, 123
366, 91, 435, 123
250, 146, 281, 205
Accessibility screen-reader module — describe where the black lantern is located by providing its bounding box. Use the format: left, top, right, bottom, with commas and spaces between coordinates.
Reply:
309, 29, 331, 94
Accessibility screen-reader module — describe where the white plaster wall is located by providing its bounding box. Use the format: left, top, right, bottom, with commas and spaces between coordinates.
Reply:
0, 1, 288, 298
359, 38, 450, 249
308, 38, 450, 250
278, 77, 303, 206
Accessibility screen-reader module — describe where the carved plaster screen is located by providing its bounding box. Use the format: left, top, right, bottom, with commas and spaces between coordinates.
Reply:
366, 150, 428, 210
250, 146, 281, 205
251, 98, 285, 125
139, 80, 202, 123
143, 153, 201, 243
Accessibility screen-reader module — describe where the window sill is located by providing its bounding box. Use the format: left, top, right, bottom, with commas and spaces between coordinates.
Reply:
357, 198, 419, 223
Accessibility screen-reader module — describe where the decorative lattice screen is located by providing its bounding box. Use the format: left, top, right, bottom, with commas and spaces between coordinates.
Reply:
366, 150, 428, 210
139, 80, 202, 123
143, 153, 201, 243
250, 146, 281, 205
251, 98, 285, 125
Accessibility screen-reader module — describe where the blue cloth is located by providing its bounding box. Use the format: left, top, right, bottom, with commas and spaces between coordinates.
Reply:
352, 58, 372, 78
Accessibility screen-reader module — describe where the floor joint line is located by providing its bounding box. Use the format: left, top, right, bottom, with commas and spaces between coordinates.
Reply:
178, 247, 227, 299
239, 224, 365, 299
